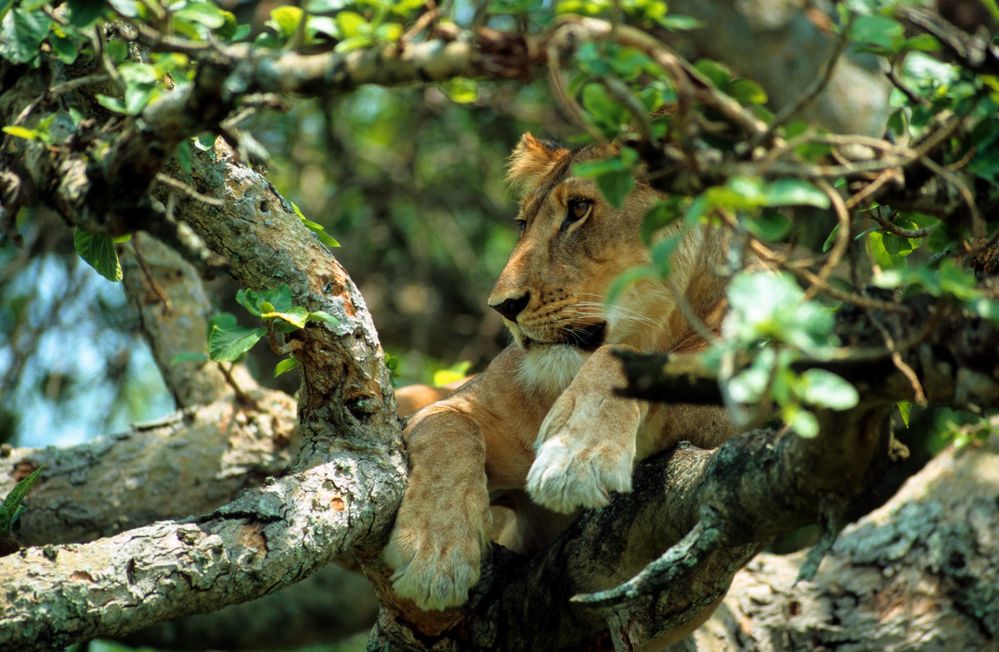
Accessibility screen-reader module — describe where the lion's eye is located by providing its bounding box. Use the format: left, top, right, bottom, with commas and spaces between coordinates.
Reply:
564, 198, 593, 230
515, 219, 527, 235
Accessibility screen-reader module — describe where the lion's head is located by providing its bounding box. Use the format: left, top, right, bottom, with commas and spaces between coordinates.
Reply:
489, 134, 728, 393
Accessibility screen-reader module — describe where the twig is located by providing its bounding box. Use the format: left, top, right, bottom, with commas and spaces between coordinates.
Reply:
845, 168, 903, 211
131, 233, 173, 311
601, 76, 652, 143
216, 362, 257, 407
11, 74, 110, 126
572, 519, 724, 607
753, 13, 854, 147
804, 180, 850, 301
868, 310, 927, 405
155, 174, 225, 206
868, 210, 931, 238
886, 66, 925, 106
400, 2, 439, 46
545, 36, 607, 144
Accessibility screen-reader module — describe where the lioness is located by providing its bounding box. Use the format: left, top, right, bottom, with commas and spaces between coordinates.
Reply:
384, 134, 735, 610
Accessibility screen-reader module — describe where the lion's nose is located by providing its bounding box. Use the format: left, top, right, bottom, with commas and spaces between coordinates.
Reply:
489, 292, 530, 322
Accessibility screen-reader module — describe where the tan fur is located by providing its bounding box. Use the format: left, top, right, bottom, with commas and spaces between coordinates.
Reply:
384, 134, 736, 611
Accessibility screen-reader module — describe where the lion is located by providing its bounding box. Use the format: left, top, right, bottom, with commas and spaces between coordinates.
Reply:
384, 133, 736, 611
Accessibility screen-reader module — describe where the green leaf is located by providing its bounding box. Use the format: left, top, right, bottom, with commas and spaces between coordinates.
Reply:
105, 38, 128, 63
49, 33, 79, 64
3, 467, 43, 514
798, 369, 859, 410
124, 84, 156, 115
0, 9, 52, 64
176, 1, 228, 29
335, 10, 367, 38
849, 14, 904, 53
573, 149, 638, 208
96, 94, 127, 114
694, 59, 731, 89
176, 139, 193, 174
902, 34, 940, 52
821, 223, 840, 253
745, 211, 791, 242
292, 202, 341, 247
9, 504, 26, 531
581, 83, 627, 134
268, 4, 303, 36
67, 0, 106, 27
786, 405, 819, 438
207, 313, 265, 361
728, 78, 768, 105
762, 179, 830, 209
307, 310, 339, 327
73, 229, 123, 282
432, 360, 471, 387
236, 285, 310, 328
658, 14, 703, 30
274, 356, 299, 377
595, 170, 635, 209
896, 400, 912, 428
444, 78, 478, 104
866, 231, 905, 269
2, 126, 39, 141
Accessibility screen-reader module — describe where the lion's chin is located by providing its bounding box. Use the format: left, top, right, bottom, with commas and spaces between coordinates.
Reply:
512, 321, 607, 352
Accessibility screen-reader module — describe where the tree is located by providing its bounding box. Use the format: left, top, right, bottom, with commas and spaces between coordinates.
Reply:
0, 0, 997, 649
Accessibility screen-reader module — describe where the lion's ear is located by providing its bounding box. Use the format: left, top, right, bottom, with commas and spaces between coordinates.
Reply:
506, 133, 568, 194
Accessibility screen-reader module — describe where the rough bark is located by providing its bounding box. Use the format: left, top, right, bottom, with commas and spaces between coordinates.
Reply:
1, 393, 296, 547
687, 438, 999, 651
123, 564, 378, 650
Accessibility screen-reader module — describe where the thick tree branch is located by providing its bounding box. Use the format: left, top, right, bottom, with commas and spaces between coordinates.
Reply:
691, 437, 999, 650
0, 393, 296, 547
123, 564, 378, 650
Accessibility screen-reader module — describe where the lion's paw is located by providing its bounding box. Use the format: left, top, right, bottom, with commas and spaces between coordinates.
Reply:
526, 436, 633, 513
383, 500, 488, 611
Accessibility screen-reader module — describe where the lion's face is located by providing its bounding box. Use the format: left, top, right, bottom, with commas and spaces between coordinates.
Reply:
488, 135, 665, 360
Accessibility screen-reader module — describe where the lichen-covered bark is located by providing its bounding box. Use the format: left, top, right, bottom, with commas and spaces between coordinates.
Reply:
688, 438, 999, 651
0, 392, 296, 547
123, 564, 378, 650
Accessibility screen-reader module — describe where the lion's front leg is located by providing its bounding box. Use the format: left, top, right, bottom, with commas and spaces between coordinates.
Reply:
384, 406, 490, 611
526, 345, 645, 513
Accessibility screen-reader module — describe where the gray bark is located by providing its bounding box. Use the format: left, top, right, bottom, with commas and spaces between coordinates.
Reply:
688, 438, 999, 651
1, 394, 297, 547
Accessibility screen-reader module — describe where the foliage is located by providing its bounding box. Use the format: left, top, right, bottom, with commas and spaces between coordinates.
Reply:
205, 285, 339, 376
0, 467, 42, 535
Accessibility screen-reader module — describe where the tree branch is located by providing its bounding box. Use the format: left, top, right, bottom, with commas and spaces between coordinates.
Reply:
0, 392, 296, 547
692, 437, 999, 649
